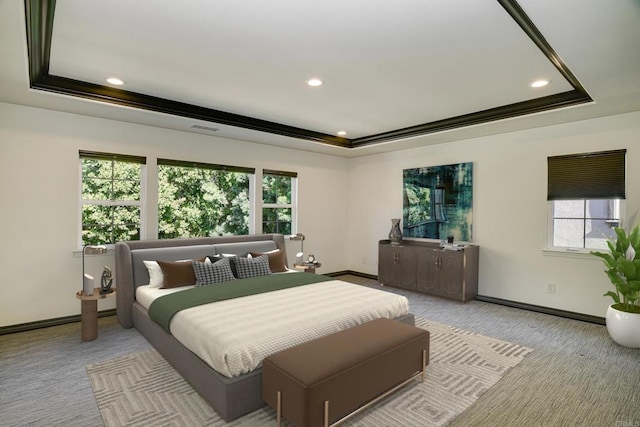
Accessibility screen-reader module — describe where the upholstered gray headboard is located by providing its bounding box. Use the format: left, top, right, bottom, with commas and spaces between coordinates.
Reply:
115, 234, 287, 328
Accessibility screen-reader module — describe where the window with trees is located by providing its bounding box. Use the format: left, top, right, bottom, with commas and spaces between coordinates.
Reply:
157, 159, 254, 238
548, 149, 626, 250
80, 151, 145, 246
262, 170, 297, 235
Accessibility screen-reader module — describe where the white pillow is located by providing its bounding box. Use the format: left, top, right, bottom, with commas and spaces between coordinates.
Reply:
143, 258, 210, 288
143, 260, 164, 288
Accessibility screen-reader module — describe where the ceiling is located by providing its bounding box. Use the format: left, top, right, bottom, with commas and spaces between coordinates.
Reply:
1, 0, 639, 157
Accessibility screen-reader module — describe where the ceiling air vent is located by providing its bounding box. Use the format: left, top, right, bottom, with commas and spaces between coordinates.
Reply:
191, 124, 219, 132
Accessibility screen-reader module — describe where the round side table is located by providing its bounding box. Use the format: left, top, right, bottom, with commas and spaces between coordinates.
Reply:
293, 263, 322, 274
75, 288, 116, 341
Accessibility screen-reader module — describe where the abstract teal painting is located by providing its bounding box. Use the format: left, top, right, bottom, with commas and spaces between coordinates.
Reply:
403, 162, 473, 241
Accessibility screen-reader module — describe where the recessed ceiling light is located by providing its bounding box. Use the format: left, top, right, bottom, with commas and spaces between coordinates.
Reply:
530, 79, 550, 88
306, 78, 323, 87
106, 77, 124, 86
337, 131, 347, 137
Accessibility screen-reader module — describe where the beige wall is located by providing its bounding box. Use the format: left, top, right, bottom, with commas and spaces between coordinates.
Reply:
0, 102, 349, 327
1, 101, 638, 326
347, 111, 640, 317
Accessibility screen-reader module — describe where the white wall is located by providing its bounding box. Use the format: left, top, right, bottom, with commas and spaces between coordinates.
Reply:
347, 111, 640, 317
2, 101, 638, 327
0, 102, 349, 327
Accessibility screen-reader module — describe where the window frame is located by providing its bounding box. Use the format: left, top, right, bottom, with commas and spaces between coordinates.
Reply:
156, 158, 256, 238
546, 149, 626, 253
262, 170, 298, 235
78, 151, 146, 249
547, 199, 624, 252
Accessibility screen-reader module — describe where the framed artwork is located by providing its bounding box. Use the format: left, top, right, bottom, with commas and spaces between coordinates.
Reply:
402, 162, 473, 241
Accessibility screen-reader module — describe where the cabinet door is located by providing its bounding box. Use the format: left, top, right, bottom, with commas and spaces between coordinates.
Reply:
396, 246, 417, 290
416, 249, 438, 294
378, 244, 417, 290
378, 244, 396, 286
437, 251, 464, 299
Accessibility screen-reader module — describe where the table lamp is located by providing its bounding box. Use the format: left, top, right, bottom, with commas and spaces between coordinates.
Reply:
83, 245, 107, 296
290, 233, 305, 265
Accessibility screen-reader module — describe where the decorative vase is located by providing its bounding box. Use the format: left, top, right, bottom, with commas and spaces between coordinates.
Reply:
606, 304, 640, 348
389, 218, 403, 246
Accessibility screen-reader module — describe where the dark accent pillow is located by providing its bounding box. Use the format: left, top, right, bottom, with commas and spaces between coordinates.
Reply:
209, 254, 240, 277
233, 254, 271, 279
192, 258, 236, 286
250, 249, 287, 273
157, 260, 197, 288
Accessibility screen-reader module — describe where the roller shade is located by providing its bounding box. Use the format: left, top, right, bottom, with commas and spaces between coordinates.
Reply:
263, 169, 298, 178
158, 158, 254, 174
80, 150, 146, 164
547, 149, 626, 200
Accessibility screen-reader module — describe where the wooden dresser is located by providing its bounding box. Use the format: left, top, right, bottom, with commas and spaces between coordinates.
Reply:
378, 240, 479, 302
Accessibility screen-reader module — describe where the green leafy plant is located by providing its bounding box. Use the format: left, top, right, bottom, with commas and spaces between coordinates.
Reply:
591, 225, 640, 314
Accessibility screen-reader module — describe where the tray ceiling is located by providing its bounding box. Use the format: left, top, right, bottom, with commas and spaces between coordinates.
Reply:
1, 0, 638, 156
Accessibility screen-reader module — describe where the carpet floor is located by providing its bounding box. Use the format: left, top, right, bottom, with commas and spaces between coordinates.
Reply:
2, 274, 639, 426
86, 316, 532, 426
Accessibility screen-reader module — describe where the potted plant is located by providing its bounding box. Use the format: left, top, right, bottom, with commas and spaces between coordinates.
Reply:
591, 224, 640, 348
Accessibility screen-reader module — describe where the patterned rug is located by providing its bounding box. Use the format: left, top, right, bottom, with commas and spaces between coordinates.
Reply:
86, 317, 532, 426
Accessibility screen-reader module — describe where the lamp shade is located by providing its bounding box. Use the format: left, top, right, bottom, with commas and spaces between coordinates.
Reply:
290, 233, 305, 262
84, 245, 108, 255
82, 245, 108, 295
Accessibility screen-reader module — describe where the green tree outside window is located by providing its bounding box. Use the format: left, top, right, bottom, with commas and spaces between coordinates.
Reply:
262, 172, 294, 234
81, 155, 144, 245
158, 164, 251, 238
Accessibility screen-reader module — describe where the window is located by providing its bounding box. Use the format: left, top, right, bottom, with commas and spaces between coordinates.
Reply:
548, 149, 626, 250
551, 199, 620, 249
80, 151, 145, 246
262, 170, 297, 235
157, 159, 254, 238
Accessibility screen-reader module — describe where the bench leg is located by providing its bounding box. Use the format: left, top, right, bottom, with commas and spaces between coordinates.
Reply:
324, 400, 330, 427
276, 391, 281, 427
422, 349, 427, 382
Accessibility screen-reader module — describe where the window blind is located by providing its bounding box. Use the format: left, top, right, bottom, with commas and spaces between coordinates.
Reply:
79, 150, 146, 164
263, 169, 298, 178
547, 149, 626, 200
157, 158, 255, 174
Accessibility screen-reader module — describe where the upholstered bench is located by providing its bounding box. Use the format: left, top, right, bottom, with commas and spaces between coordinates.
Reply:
262, 318, 430, 427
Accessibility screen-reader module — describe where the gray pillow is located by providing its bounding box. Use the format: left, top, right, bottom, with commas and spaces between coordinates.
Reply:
192, 258, 236, 286
233, 254, 271, 279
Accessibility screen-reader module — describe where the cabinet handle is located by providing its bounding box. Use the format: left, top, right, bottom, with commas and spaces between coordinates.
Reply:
435, 256, 442, 271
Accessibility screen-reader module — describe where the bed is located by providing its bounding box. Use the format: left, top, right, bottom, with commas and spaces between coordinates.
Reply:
115, 234, 414, 421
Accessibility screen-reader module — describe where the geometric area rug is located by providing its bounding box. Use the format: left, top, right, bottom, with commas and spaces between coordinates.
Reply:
86, 317, 533, 426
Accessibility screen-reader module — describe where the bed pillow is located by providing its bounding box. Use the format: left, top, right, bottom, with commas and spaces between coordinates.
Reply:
192, 258, 236, 286
144, 257, 209, 288
249, 249, 287, 273
143, 260, 164, 288
233, 254, 271, 279
157, 260, 197, 288
209, 253, 240, 277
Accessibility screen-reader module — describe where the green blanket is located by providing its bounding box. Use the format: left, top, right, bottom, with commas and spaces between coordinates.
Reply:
148, 273, 334, 332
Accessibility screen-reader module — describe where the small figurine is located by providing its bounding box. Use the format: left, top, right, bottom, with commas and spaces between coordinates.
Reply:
101, 266, 114, 294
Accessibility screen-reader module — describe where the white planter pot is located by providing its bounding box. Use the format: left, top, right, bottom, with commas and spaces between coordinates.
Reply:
606, 304, 640, 348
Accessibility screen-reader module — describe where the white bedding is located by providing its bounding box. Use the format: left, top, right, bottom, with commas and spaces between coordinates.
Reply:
137, 279, 409, 378
136, 284, 195, 309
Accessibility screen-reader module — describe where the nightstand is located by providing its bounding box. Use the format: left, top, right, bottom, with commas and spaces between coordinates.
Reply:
293, 263, 322, 274
75, 288, 116, 341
